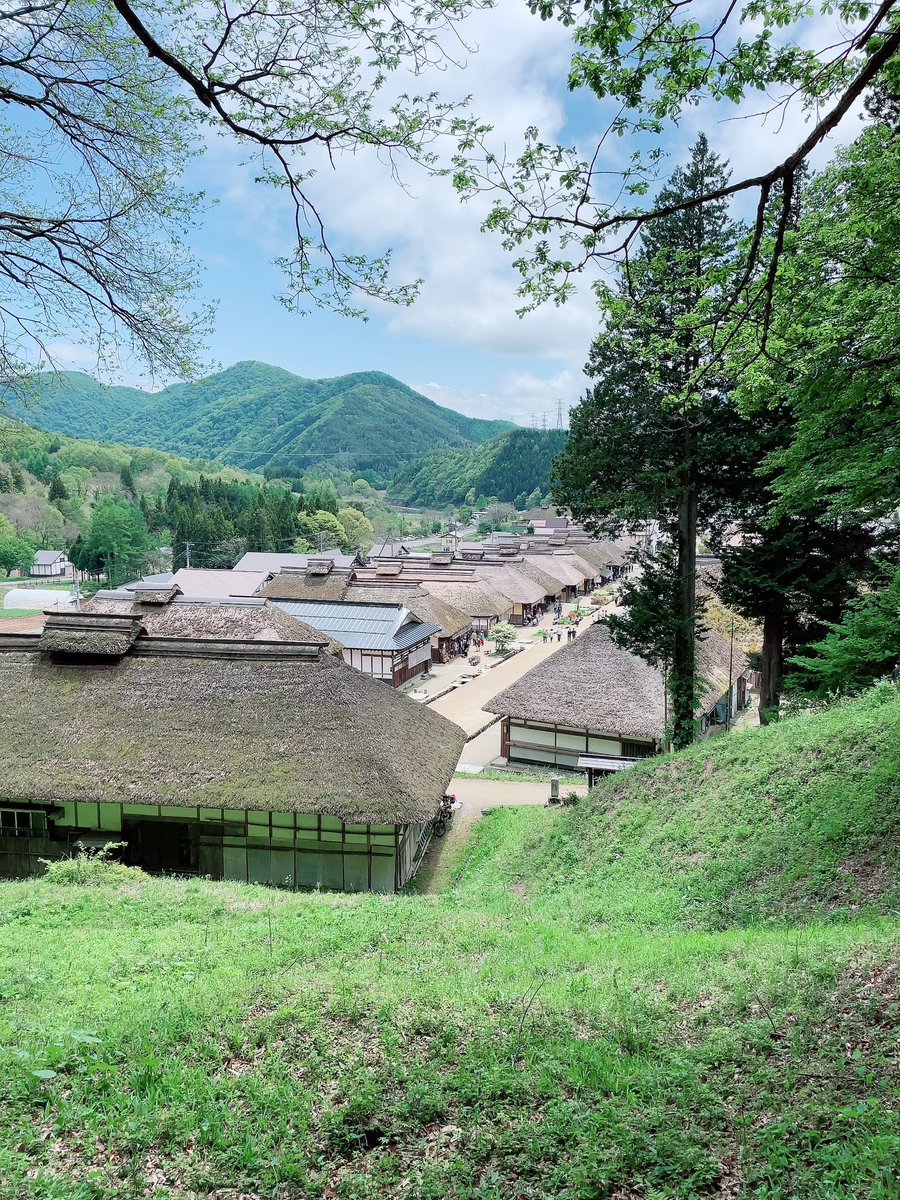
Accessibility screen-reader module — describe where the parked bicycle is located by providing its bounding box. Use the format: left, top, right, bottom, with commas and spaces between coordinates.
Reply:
432, 793, 455, 838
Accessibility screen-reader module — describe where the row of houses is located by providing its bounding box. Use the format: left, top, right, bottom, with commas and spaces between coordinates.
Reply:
82, 528, 636, 687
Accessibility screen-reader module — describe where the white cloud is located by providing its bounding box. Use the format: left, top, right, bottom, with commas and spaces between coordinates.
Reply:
414, 364, 587, 425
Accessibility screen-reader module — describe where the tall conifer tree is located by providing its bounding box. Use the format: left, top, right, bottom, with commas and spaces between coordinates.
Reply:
554, 137, 754, 747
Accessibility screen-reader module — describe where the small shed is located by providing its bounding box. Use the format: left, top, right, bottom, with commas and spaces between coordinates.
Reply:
30, 549, 71, 578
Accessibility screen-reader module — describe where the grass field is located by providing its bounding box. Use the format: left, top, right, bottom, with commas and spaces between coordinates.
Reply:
0, 607, 45, 619
0, 686, 897, 1199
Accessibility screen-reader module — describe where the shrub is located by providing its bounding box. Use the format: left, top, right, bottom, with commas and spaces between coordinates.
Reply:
40, 842, 146, 887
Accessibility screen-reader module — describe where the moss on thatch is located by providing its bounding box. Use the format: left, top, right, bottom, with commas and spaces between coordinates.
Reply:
474, 566, 546, 606
486, 623, 749, 738
486, 624, 666, 740
257, 571, 350, 602
422, 580, 512, 621
0, 645, 466, 824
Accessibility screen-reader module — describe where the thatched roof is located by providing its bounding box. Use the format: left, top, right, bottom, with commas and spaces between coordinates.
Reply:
565, 540, 624, 570
696, 628, 750, 716
256, 569, 350, 602
83, 595, 341, 654
518, 557, 566, 596
473, 565, 546, 606
0, 642, 466, 824
486, 623, 750, 737
485, 624, 666, 741
545, 554, 588, 587
421, 579, 512, 621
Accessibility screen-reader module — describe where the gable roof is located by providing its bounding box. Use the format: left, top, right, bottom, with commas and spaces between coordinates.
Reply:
272, 599, 440, 651
0, 638, 465, 823
233, 550, 358, 573
83, 594, 339, 651
170, 568, 269, 598
420, 579, 513, 621
345, 585, 472, 639
473, 565, 546, 606
32, 549, 67, 566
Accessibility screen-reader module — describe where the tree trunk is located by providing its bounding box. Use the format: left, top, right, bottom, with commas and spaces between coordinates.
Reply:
759, 610, 785, 724
672, 457, 698, 750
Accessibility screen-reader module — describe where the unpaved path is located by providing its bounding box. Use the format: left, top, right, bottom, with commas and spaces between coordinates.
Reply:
411, 778, 588, 894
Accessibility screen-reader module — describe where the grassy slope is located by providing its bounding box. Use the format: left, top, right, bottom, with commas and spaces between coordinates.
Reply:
0, 690, 897, 1199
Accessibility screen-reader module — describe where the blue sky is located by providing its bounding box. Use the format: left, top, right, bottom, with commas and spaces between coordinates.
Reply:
48, 0, 862, 426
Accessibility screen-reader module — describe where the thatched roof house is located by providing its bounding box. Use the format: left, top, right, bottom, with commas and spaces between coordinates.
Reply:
487, 624, 666, 742
420, 579, 513, 631
486, 623, 751, 774
0, 613, 465, 892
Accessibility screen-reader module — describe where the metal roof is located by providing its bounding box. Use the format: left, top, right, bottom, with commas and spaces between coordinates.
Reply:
33, 550, 66, 565
234, 551, 357, 573
274, 599, 439, 651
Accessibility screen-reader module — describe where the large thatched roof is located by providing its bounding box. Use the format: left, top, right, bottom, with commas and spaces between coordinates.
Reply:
517, 557, 567, 596
421, 579, 512, 621
256, 569, 350, 602
474, 565, 546, 606
486, 623, 750, 738
84, 594, 341, 653
0, 639, 465, 824
485, 624, 666, 741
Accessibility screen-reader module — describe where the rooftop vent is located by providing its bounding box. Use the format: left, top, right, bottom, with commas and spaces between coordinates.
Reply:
41, 614, 143, 658
375, 562, 403, 576
307, 558, 334, 576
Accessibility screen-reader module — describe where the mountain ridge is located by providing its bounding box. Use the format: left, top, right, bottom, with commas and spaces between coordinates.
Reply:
2, 362, 514, 486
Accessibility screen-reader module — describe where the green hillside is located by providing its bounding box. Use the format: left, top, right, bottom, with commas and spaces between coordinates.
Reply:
458, 683, 900, 928
390, 426, 567, 505
2, 363, 513, 486
0, 687, 897, 1197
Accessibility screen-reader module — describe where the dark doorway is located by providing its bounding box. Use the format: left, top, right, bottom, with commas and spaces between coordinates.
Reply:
122, 819, 199, 874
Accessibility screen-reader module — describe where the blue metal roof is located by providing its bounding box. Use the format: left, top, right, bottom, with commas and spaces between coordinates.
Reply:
274, 599, 440, 652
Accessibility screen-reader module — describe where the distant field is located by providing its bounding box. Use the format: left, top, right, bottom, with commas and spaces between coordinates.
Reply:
0, 607, 44, 618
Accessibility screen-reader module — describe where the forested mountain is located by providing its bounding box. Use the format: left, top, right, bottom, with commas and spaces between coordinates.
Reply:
390, 427, 567, 506
2, 363, 512, 486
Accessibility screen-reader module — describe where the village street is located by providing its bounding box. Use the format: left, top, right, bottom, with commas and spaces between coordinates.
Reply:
410, 602, 602, 891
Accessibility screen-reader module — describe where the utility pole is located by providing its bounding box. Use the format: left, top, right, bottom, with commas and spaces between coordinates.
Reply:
726, 615, 735, 731
541, 412, 547, 432
184, 541, 194, 569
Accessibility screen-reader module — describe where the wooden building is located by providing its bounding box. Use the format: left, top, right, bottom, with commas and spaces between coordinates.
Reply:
486, 624, 750, 776
0, 609, 464, 892
30, 549, 71, 578
345, 585, 473, 663
272, 598, 440, 685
